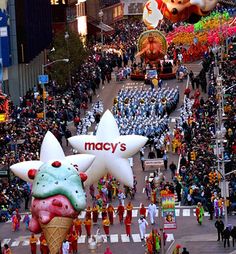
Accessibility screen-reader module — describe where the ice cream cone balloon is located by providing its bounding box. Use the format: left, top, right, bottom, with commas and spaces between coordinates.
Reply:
27, 160, 88, 253
40, 217, 73, 254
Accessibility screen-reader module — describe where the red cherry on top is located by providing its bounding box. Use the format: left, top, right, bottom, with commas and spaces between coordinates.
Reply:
28, 169, 37, 180
52, 161, 61, 168
79, 172, 87, 182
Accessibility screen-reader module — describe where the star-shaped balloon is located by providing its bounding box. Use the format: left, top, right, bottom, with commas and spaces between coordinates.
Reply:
69, 110, 147, 187
10, 131, 95, 183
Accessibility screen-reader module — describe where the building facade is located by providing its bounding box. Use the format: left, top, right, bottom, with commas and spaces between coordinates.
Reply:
3, 0, 52, 105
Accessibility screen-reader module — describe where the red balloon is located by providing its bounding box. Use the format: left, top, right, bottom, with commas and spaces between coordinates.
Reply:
51, 161, 61, 168
79, 172, 87, 182
28, 169, 37, 180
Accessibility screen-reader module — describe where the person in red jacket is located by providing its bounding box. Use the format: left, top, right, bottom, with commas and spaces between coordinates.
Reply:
117, 202, 125, 224
139, 203, 146, 218
107, 204, 115, 225
124, 216, 131, 237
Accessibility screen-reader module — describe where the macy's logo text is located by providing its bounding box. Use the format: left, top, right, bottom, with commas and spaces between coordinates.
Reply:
84, 142, 126, 153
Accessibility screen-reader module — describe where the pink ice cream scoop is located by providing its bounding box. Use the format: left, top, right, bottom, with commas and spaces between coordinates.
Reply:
29, 195, 78, 234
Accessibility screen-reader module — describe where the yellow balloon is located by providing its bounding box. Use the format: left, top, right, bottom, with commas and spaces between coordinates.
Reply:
152, 78, 158, 86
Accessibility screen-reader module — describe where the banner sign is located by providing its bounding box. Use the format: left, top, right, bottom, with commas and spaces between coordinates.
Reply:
162, 194, 176, 230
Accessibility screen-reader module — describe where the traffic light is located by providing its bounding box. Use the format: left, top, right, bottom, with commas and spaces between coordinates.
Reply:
43, 89, 47, 100
209, 171, 217, 184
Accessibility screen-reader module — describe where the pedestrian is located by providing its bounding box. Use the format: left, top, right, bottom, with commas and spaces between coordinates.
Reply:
89, 184, 95, 200
138, 215, 148, 241
182, 247, 190, 254
62, 239, 70, 254
11, 211, 18, 232
139, 203, 146, 218
39, 232, 49, 254
102, 216, 110, 238
29, 233, 38, 254
169, 161, 177, 179
118, 190, 126, 206
231, 226, 236, 247
101, 205, 108, 220
163, 151, 168, 170
92, 204, 99, 224
69, 230, 78, 254
85, 205, 92, 220
64, 128, 72, 146
107, 204, 115, 225
215, 217, 224, 241
104, 246, 113, 254
148, 201, 157, 225
2, 244, 11, 254
23, 213, 30, 230
126, 201, 133, 222
124, 216, 131, 237
175, 181, 182, 202
117, 201, 125, 224
84, 217, 92, 238
195, 202, 204, 225
73, 218, 82, 236
223, 227, 231, 248
145, 180, 152, 199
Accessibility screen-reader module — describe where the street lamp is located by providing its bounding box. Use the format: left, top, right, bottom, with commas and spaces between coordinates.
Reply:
215, 76, 229, 226
65, 31, 72, 87
41, 58, 69, 121
98, 10, 104, 56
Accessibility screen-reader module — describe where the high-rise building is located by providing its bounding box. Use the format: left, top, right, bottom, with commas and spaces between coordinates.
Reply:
3, 0, 52, 105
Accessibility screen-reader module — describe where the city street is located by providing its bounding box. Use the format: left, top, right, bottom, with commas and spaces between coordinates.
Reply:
1, 66, 236, 254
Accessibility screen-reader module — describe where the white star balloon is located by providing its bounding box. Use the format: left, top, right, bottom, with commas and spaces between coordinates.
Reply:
69, 110, 148, 187
10, 131, 95, 183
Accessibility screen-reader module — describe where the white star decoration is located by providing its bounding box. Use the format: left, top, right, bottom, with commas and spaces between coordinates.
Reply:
69, 110, 148, 187
10, 131, 95, 183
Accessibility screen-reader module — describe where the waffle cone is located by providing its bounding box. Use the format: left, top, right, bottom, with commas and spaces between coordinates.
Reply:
40, 217, 73, 254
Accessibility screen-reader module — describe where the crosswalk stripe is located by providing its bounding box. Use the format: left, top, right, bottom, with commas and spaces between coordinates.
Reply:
22, 240, 30, 246
121, 234, 130, 242
166, 234, 174, 242
1, 239, 11, 247
175, 209, 180, 216
11, 240, 20, 247
102, 235, 108, 243
183, 209, 190, 216
77, 235, 86, 244
133, 210, 138, 217
110, 234, 118, 243
5, 208, 206, 226
132, 234, 142, 242
5, 233, 175, 247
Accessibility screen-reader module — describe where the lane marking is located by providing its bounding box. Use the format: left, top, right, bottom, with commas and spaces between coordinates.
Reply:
183, 209, 190, 216
11, 240, 20, 247
166, 234, 174, 242
78, 235, 86, 243
121, 234, 130, 242
132, 234, 142, 242
110, 234, 118, 243
1, 239, 11, 247
175, 209, 180, 217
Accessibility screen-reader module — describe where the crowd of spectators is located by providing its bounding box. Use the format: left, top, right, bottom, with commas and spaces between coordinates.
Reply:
175, 55, 236, 218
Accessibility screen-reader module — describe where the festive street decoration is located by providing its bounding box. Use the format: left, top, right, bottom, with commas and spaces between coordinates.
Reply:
69, 110, 148, 188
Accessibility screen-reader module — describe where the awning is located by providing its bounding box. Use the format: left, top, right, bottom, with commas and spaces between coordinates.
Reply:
92, 22, 114, 33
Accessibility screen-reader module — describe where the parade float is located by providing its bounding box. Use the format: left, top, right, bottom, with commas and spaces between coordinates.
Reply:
131, 0, 176, 81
